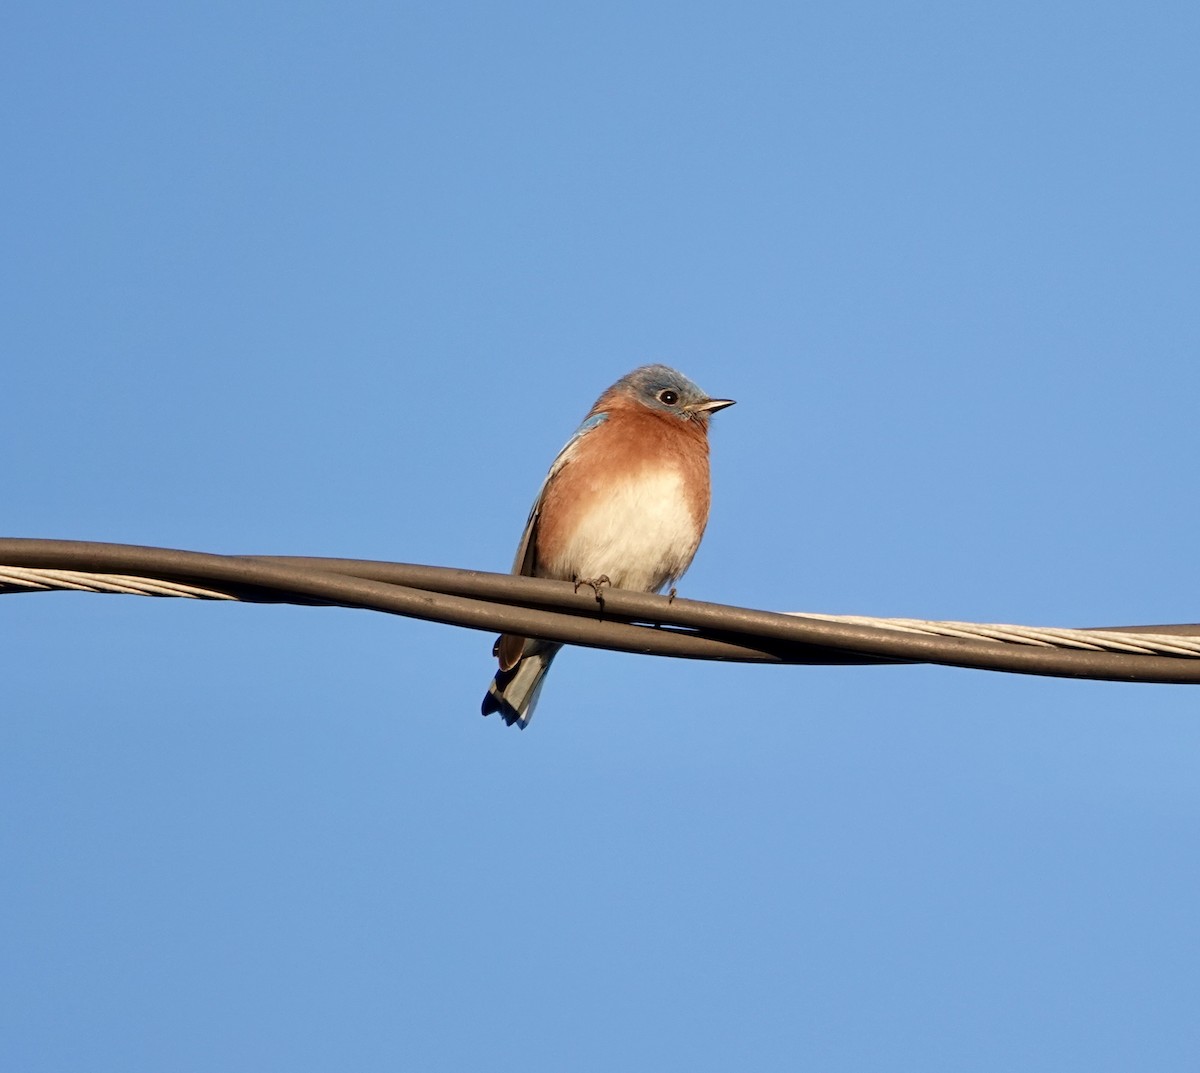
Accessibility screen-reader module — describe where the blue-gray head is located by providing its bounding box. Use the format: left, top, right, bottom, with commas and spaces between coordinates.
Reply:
609, 364, 735, 422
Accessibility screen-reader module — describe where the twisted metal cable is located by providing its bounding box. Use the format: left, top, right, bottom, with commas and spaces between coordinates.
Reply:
0, 567, 238, 600
4, 563, 1196, 659
794, 613, 1200, 658
2, 538, 1199, 684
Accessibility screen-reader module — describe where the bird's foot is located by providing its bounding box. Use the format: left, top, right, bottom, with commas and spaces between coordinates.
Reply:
573, 574, 611, 605
667, 586, 678, 604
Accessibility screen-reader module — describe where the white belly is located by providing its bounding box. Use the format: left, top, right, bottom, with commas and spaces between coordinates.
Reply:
544, 469, 702, 593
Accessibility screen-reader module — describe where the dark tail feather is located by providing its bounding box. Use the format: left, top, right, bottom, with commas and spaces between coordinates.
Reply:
481, 642, 562, 728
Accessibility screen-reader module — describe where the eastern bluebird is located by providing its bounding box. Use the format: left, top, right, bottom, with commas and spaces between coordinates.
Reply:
482, 364, 734, 727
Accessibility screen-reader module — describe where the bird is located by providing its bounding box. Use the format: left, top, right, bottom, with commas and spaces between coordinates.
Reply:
481, 364, 734, 728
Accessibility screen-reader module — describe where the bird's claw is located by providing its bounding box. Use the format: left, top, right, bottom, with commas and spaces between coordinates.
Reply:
573, 574, 612, 605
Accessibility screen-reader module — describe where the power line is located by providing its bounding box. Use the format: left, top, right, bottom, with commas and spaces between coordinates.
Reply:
2, 538, 1199, 684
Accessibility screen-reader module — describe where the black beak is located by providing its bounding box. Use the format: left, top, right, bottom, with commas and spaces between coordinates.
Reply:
690, 397, 736, 415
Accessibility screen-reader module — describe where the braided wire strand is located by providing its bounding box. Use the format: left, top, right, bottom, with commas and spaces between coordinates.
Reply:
2, 538, 1200, 684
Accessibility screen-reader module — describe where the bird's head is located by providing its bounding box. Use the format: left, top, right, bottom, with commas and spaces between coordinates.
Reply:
615, 364, 735, 424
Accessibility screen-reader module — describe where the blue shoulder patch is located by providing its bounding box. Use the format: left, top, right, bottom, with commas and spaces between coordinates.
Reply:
575, 412, 608, 435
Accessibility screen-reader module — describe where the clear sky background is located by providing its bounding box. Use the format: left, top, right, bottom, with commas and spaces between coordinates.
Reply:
4, 2, 1199, 1069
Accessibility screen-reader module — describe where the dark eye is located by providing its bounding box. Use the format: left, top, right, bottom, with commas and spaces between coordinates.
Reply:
658, 389, 679, 405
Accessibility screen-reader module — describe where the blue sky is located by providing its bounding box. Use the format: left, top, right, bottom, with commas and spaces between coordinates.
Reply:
3, 2, 1199, 1069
